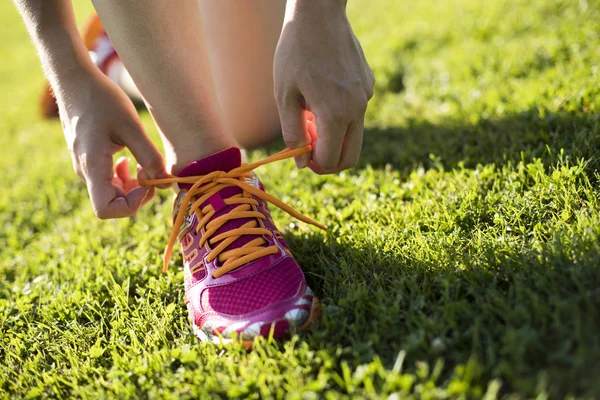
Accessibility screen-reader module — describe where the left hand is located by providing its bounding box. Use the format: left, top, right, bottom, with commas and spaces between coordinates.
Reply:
274, 0, 375, 174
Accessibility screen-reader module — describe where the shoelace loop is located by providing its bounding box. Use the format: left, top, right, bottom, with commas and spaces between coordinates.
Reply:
139, 146, 326, 277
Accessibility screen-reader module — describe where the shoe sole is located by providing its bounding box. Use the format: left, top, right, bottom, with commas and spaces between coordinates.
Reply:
192, 296, 321, 349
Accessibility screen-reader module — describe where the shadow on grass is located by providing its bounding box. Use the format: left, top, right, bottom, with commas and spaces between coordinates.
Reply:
358, 108, 600, 172
140, 100, 600, 396
257, 107, 600, 177
284, 229, 600, 398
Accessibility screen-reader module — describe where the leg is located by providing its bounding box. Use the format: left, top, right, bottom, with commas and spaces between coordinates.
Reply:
90, 0, 235, 173
105, 61, 144, 104
198, 0, 286, 149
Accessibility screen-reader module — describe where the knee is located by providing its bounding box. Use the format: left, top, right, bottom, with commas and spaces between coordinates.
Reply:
226, 99, 282, 149
232, 118, 281, 149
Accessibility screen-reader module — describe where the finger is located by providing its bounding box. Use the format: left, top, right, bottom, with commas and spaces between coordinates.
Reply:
312, 115, 347, 171
82, 152, 151, 219
278, 94, 311, 168
307, 160, 332, 175
337, 119, 364, 170
307, 118, 318, 142
115, 157, 141, 194
112, 176, 125, 189
115, 156, 132, 183
119, 122, 168, 180
138, 165, 171, 190
140, 187, 156, 207
127, 185, 155, 209
124, 178, 139, 193
89, 183, 152, 219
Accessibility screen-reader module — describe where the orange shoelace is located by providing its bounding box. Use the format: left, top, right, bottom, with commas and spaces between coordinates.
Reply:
139, 145, 326, 278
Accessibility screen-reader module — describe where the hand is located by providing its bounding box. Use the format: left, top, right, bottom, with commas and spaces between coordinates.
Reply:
59, 69, 168, 219
274, 0, 375, 174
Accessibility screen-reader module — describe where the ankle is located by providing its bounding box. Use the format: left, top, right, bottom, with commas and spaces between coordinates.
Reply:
166, 136, 238, 175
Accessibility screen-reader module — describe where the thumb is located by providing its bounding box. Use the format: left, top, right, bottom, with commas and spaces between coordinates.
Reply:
279, 97, 312, 169
120, 122, 168, 179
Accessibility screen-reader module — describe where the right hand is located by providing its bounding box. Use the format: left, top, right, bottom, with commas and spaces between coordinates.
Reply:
58, 69, 167, 219
274, 0, 374, 174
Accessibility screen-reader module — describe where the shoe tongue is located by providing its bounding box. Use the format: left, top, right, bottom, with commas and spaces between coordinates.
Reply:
177, 147, 241, 189
178, 147, 241, 179
177, 147, 260, 270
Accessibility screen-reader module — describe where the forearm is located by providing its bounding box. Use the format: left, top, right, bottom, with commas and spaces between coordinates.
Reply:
13, 0, 95, 101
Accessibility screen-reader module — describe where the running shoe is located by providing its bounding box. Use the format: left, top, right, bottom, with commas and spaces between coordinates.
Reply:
141, 146, 324, 346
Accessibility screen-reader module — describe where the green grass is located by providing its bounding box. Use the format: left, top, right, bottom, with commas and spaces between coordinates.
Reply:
2, 0, 600, 398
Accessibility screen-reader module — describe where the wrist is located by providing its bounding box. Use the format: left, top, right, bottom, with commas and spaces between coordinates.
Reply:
52, 57, 97, 86
50, 61, 100, 106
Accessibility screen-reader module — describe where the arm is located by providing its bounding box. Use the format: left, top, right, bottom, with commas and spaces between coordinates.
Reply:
274, 0, 375, 174
13, 0, 167, 218
13, 0, 94, 102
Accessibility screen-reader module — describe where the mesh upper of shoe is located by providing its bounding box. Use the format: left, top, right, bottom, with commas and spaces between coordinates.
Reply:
200, 257, 304, 315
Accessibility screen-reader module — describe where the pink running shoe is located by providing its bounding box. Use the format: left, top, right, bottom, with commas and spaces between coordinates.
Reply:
141, 146, 325, 346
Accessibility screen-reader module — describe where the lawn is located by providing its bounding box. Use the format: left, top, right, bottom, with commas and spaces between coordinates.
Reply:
2, 0, 600, 398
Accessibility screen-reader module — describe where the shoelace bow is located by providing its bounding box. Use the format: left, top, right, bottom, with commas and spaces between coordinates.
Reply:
139, 145, 326, 278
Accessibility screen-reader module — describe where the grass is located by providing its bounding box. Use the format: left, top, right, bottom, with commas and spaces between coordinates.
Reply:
1, 0, 600, 398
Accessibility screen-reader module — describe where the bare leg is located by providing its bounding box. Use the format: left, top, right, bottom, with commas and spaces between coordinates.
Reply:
198, 0, 286, 149
104, 60, 144, 103
104, 1, 285, 148
90, 0, 236, 174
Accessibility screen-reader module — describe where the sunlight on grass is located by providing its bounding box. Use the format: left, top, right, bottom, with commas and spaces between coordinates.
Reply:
1, 0, 600, 398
